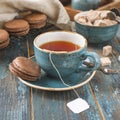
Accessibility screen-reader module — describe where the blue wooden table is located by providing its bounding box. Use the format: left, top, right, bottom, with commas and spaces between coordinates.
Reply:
0, 23, 120, 120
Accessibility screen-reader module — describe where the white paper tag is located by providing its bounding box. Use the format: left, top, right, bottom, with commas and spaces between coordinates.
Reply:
67, 98, 90, 113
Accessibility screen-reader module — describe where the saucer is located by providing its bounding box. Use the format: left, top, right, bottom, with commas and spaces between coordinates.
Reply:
18, 56, 96, 91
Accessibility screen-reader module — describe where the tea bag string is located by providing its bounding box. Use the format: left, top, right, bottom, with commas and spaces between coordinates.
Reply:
49, 52, 80, 98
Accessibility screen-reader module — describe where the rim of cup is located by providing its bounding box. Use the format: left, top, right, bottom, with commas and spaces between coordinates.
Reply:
34, 31, 87, 54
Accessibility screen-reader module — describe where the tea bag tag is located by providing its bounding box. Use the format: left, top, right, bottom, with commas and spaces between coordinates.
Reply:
67, 98, 90, 113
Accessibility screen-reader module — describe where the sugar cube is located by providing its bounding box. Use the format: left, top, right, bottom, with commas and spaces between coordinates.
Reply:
103, 45, 112, 56
100, 57, 111, 66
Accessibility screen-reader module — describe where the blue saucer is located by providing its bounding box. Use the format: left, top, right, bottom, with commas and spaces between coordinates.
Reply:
18, 56, 96, 91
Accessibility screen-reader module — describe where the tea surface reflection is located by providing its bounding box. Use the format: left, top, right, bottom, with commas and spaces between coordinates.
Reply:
39, 41, 80, 52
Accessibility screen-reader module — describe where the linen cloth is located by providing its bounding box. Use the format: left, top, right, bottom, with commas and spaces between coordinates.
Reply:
0, 0, 71, 29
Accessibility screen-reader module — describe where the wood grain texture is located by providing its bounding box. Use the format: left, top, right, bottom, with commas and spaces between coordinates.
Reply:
89, 28, 120, 120
97, 1, 120, 10
32, 85, 102, 120
0, 74, 31, 120
100, 0, 114, 6
0, 36, 31, 120
90, 71, 120, 120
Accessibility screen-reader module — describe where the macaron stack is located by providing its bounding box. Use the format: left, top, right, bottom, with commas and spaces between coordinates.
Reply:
4, 19, 30, 37
3, 12, 47, 37
0, 29, 10, 49
9, 56, 41, 81
24, 13, 47, 29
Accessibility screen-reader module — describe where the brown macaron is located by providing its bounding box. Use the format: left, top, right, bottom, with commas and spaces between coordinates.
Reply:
4, 19, 30, 37
9, 56, 41, 81
0, 29, 10, 49
24, 13, 47, 29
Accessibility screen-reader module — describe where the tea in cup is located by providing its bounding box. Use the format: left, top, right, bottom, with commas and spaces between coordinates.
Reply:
34, 31, 101, 78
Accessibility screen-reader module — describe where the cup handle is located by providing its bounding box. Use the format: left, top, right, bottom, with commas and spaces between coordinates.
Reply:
78, 52, 101, 71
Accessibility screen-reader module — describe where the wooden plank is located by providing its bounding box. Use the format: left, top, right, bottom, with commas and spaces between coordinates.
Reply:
97, 1, 120, 10
89, 29, 120, 120
0, 36, 31, 120
100, 0, 114, 6
90, 70, 120, 119
32, 85, 102, 120
0, 75, 31, 120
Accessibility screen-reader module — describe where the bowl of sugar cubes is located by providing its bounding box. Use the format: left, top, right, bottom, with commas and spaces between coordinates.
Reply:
74, 10, 119, 43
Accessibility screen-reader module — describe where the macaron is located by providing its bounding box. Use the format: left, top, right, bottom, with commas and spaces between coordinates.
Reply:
0, 29, 10, 49
4, 19, 30, 37
9, 56, 41, 81
24, 13, 47, 29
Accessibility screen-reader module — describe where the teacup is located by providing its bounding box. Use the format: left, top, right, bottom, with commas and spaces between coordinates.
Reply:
34, 31, 101, 78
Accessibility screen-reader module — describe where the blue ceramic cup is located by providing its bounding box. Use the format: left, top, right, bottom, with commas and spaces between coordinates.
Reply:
71, 0, 101, 11
34, 31, 101, 78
